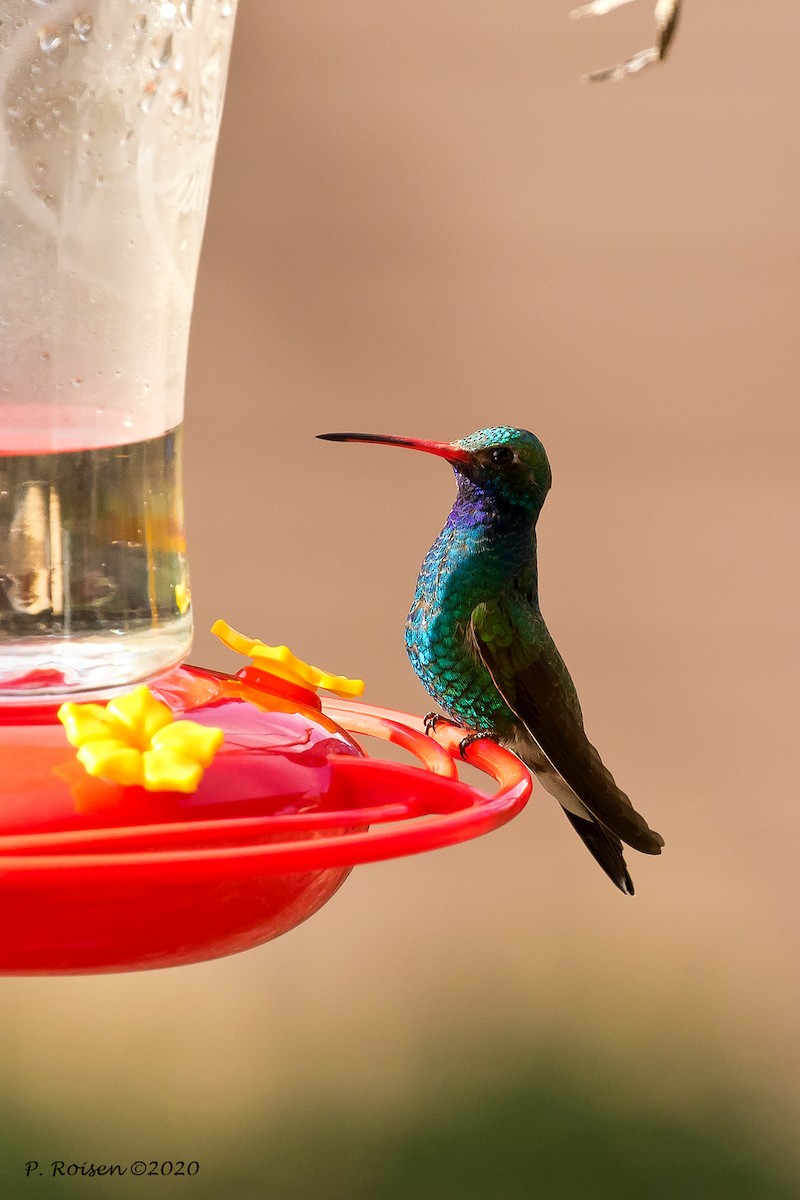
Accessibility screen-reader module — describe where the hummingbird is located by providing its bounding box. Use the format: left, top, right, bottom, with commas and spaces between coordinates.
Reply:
318, 426, 664, 893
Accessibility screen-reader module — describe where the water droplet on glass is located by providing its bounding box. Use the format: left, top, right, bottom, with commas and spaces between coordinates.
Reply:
133, 14, 147, 38
31, 0, 58, 8
70, 377, 82, 388
180, 0, 194, 27
160, 1, 177, 18
170, 88, 189, 114
151, 32, 173, 69
219, 1, 233, 17
72, 13, 93, 42
37, 24, 62, 53
139, 79, 159, 113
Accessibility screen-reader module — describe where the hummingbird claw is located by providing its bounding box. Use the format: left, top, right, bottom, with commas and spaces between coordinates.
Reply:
423, 711, 442, 735
458, 731, 495, 761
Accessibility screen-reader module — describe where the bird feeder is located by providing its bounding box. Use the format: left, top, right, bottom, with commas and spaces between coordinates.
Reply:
0, 1, 531, 974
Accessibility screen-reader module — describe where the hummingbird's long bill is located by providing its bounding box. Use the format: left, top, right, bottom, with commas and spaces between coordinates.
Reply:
317, 432, 472, 465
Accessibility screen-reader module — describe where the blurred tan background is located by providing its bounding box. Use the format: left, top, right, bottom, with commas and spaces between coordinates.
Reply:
4, 3, 800, 1195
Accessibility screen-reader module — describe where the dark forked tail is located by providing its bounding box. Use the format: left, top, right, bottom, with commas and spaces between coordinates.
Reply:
562, 810, 635, 896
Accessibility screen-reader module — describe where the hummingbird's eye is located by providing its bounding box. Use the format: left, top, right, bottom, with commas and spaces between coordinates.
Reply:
489, 446, 515, 466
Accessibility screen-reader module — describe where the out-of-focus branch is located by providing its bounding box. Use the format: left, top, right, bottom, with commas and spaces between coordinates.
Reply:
572, 0, 682, 83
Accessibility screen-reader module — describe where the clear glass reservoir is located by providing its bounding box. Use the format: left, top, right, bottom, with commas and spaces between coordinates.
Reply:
0, 0, 239, 695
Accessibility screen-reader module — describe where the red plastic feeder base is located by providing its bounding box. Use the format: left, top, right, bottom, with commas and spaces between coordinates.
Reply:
0, 665, 531, 974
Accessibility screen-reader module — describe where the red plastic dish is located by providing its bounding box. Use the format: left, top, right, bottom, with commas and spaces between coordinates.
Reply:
0, 666, 531, 974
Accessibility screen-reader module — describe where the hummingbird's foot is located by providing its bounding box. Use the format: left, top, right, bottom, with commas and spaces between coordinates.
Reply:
423, 711, 445, 735
458, 731, 496, 761
424, 711, 467, 738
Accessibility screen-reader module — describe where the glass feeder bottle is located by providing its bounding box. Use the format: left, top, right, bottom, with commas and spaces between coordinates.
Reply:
0, 0, 239, 696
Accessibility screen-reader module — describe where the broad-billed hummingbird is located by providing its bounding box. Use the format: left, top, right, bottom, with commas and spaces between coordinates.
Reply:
318, 426, 664, 893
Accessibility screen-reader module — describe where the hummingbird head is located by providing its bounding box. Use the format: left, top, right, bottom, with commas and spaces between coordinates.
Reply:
452, 426, 552, 512
317, 426, 552, 515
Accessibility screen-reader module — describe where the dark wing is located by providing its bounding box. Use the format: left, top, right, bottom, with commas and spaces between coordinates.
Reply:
470, 594, 664, 855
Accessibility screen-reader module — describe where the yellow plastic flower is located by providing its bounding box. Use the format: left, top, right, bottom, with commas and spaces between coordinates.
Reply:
57, 686, 223, 793
211, 619, 364, 698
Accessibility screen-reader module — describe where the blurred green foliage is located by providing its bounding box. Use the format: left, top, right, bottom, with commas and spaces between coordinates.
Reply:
4, 1054, 797, 1200
225, 1068, 798, 1200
